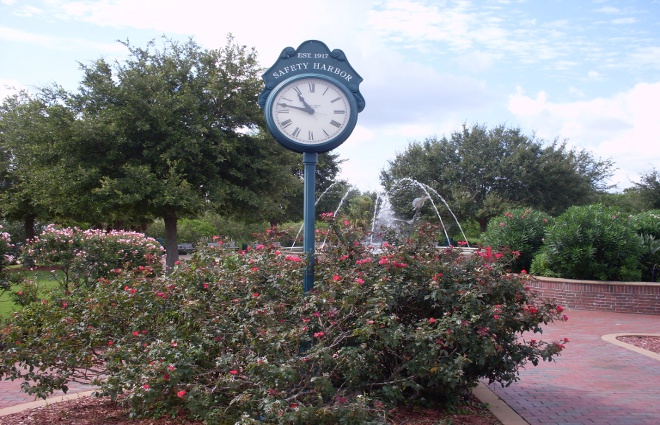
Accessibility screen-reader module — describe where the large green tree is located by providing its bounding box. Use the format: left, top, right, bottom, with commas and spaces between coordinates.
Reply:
0, 90, 75, 240
381, 123, 614, 231
56, 36, 301, 268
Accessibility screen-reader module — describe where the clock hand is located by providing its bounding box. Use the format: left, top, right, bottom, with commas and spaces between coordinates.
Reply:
278, 102, 314, 113
296, 93, 315, 114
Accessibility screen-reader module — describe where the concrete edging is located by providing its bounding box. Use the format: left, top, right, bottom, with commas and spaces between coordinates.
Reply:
602, 333, 660, 361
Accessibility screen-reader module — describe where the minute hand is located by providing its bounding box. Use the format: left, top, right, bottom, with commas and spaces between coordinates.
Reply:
278, 102, 315, 114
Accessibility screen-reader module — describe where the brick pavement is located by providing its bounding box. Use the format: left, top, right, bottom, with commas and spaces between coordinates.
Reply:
484, 309, 660, 425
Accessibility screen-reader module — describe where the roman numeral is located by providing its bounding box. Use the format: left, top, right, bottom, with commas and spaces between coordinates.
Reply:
293, 86, 302, 95
308, 83, 315, 93
322, 87, 329, 95
334, 110, 345, 114
292, 127, 301, 137
308, 131, 314, 141
330, 120, 341, 128
331, 97, 341, 103
281, 119, 292, 128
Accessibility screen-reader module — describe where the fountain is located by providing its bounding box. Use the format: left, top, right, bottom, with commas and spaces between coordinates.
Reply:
369, 178, 470, 249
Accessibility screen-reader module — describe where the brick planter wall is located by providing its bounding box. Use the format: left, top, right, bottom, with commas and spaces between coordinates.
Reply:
530, 276, 660, 315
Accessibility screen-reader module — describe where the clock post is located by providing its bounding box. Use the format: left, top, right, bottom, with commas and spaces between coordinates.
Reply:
259, 40, 365, 293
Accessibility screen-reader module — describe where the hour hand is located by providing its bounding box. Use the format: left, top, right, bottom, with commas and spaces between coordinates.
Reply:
296, 94, 315, 114
278, 102, 314, 113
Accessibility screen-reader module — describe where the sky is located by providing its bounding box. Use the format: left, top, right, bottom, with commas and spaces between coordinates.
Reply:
1, 0, 659, 193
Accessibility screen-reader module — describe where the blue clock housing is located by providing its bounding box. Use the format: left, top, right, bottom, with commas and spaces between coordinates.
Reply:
260, 40, 365, 153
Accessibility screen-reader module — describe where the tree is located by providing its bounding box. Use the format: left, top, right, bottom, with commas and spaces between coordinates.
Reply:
633, 168, 660, 209
0, 90, 74, 241
57, 36, 303, 269
380, 123, 614, 231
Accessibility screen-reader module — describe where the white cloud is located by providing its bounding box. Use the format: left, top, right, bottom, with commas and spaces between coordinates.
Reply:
508, 83, 660, 189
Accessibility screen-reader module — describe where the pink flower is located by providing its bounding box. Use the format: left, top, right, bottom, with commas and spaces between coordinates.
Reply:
168, 365, 176, 371
171, 341, 178, 347
285, 255, 302, 262
203, 283, 209, 289
563, 315, 569, 321
256, 244, 264, 250
520, 269, 527, 274
313, 331, 325, 338
429, 318, 435, 323
343, 220, 350, 226
108, 341, 114, 346
229, 370, 238, 375
332, 275, 341, 281
132, 331, 139, 337
142, 384, 150, 390
177, 390, 187, 398
356, 278, 364, 284
253, 293, 259, 298
500, 222, 505, 227
251, 267, 259, 272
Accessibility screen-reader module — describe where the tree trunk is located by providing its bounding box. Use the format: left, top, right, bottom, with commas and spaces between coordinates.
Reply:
164, 209, 179, 272
478, 217, 488, 233
24, 214, 36, 242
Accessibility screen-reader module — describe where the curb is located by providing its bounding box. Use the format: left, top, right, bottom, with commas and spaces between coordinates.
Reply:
473, 382, 529, 425
0, 390, 96, 417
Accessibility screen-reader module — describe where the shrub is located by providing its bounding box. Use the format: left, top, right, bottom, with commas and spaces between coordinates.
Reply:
629, 210, 660, 281
530, 204, 643, 281
1, 219, 568, 423
0, 225, 17, 293
25, 225, 164, 292
482, 208, 553, 273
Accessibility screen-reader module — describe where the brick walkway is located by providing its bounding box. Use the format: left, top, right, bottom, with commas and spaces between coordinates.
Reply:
484, 309, 660, 425
2, 309, 659, 424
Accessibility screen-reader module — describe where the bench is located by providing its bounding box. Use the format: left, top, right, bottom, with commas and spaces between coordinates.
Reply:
177, 243, 195, 254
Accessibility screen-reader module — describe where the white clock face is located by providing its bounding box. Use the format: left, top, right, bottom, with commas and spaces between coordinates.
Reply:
271, 77, 352, 145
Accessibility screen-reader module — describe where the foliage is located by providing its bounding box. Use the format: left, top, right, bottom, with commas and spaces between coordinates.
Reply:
530, 204, 643, 281
0, 225, 17, 293
633, 168, 660, 210
381, 123, 614, 231
25, 225, 164, 292
1, 218, 568, 423
629, 210, 660, 281
482, 208, 553, 273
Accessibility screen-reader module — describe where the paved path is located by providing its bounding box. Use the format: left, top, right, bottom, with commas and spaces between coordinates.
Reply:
1, 309, 659, 424
484, 309, 660, 425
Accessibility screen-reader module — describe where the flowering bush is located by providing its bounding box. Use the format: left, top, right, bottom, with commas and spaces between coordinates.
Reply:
25, 225, 164, 292
0, 225, 17, 293
530, 204, 643, 281
482, 208, 553, 273
1, 218, 568, 423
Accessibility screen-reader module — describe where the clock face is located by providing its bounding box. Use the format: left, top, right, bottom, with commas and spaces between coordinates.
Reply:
269, 76, 353, 148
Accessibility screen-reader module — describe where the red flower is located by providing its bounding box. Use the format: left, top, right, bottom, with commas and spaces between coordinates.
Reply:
556, 305, 564, 312
313, 331, 325, 338
230, 370, 238, 375
177, 390, 186, 398
429, 318, 435, 323
142, 384, 150, 390
332, 275, 341, 281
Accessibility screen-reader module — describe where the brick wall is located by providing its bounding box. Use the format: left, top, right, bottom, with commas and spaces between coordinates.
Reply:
530, 276, 660, 315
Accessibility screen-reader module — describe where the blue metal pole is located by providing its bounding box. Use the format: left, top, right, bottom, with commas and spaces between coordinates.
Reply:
302, 152, 317, 293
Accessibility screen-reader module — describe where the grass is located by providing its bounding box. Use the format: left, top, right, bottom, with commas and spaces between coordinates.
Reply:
0, 268, 61, 318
